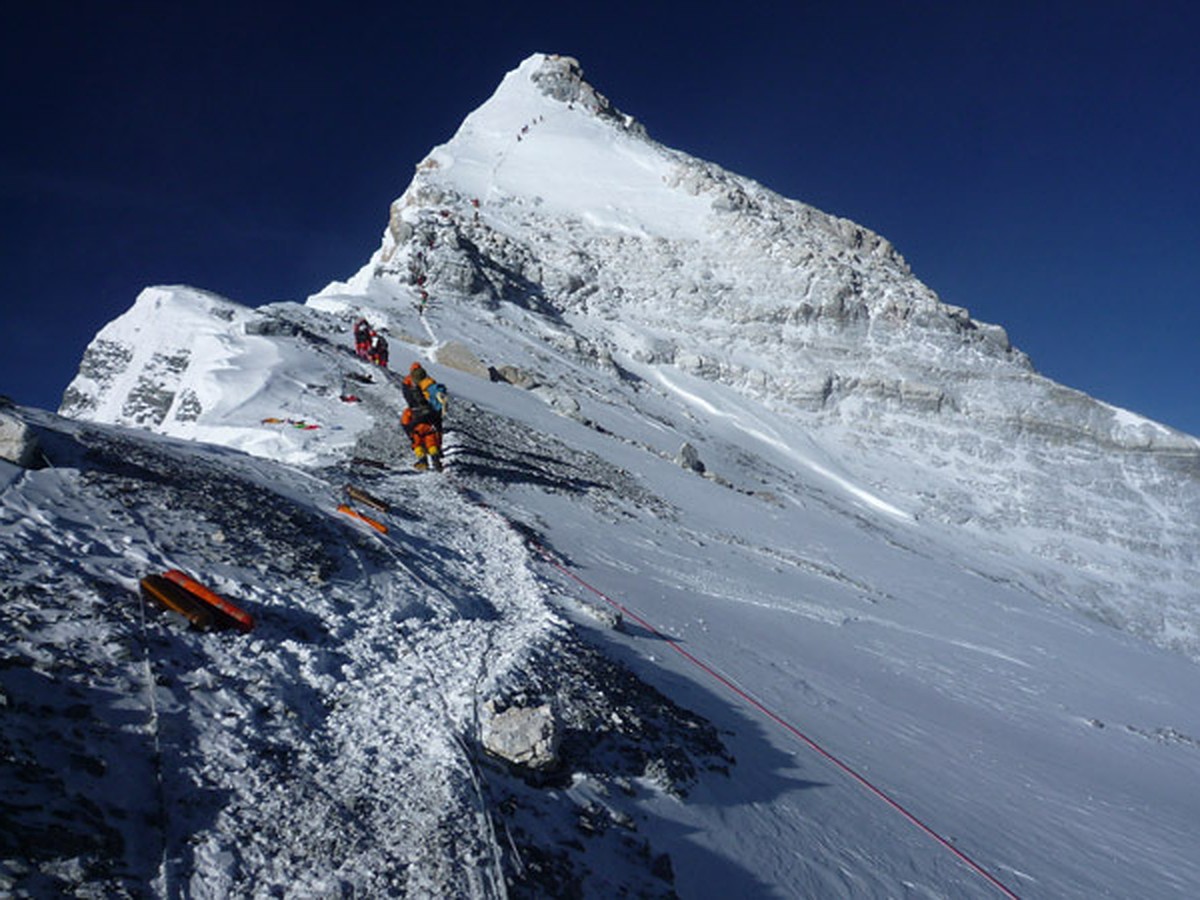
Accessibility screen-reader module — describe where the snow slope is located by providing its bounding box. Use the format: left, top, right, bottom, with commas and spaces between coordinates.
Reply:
9, 52, 1200, 897
1, 402, 547, 896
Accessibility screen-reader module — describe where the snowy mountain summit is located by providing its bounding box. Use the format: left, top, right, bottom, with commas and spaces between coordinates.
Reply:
324, 52, 1200, 655
10, 53, 1200, 897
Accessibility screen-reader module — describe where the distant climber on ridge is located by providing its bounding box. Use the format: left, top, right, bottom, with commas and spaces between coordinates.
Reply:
353, 317, 372, 359
401, 362, 448, 471
369, 332, 389, 369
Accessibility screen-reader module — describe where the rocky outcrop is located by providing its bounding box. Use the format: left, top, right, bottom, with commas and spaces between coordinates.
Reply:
530, 55, 646, 136
433, 340, 490, 379
58, 286, 252, 432
0, 411, 43, 468
676, 442, 706, 474
482, 701, 561, 770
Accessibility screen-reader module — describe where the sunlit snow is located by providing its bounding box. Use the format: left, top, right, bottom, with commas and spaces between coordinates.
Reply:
6, 52, 1200, 899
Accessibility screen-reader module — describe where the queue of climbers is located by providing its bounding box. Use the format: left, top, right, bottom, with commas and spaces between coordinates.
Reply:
350, 316, 450, 471
353, 318, 390, 368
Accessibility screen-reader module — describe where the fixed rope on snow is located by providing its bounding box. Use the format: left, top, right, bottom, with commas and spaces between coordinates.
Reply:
331, 393, 1017, 896
508, 523, 1022, 899
133, 574, 174, 896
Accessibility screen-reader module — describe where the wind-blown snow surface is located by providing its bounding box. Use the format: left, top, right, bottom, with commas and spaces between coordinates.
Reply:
12, 52, 1200, 897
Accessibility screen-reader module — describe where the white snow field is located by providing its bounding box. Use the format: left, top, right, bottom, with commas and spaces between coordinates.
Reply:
5, 53, 1200, 898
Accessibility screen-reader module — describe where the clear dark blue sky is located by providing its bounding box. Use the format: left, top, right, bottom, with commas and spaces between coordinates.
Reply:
4, 2, 1198, 435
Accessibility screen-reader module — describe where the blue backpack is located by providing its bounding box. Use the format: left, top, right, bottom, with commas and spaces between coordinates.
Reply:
426, 381, 448, 415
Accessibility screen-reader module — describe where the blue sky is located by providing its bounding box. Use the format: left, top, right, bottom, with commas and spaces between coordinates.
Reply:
3, 2, 1198, 435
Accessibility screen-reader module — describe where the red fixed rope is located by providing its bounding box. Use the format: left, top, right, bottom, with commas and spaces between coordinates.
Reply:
534, 546, 1021, 900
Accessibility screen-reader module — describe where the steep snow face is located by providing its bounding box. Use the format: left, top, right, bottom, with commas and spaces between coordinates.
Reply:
421, 54, 712, 242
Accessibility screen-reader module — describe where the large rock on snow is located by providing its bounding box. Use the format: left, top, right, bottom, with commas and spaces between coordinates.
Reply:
676, 441, 706, 474
0, 411, 42, 469
481, 702, 561, 770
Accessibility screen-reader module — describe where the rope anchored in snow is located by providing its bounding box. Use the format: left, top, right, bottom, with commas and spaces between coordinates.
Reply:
528, 542, 1022, 900
134, 575, 173, 896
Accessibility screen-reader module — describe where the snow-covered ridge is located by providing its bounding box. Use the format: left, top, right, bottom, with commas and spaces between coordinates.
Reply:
61, 285, 371, 464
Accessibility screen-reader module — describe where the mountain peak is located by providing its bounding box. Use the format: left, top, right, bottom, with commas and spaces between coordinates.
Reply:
523, 53, 645, 134
450, 53, 646, 153
363, 52, 716, 265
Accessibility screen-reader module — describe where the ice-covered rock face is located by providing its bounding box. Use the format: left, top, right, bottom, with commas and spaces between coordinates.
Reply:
60, 286, 242, 428
529, 54, 645, 136
57, 285, 374, 465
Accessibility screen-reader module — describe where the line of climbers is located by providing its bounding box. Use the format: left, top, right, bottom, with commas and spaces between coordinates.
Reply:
354, 318, 389, 368
350, 319, 450, 472
407, 251, 430, 311
515, 114, 546, 142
